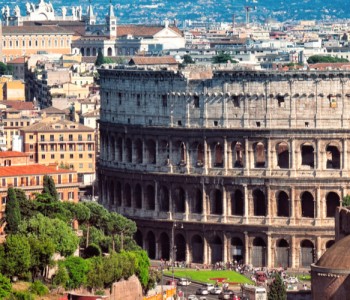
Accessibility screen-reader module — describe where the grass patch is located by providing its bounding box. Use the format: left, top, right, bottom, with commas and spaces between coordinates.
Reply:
297, 274, 311, 281
164, 268, 253, 285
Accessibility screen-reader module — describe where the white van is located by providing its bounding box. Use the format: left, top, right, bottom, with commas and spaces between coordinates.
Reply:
241, 284, 267, 300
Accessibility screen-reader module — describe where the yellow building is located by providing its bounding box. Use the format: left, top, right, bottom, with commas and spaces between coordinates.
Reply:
0, 76, 25, 101
21, 116, 95, 186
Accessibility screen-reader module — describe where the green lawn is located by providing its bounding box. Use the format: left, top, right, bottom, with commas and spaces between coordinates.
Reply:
163, 268, 253, 285
297, 274, 311, 281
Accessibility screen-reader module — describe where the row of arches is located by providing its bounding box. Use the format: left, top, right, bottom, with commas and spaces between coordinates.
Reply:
102, 179, 341, 218
101, 135, 343, 170
135, 230, 335, 267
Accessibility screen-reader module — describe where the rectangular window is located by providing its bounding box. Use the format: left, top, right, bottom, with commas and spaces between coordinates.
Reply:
68, 192, 74, 199
40, 135, 45, 142
51, 154, 55, 159
50, 145, 55, 152
41, 145, 45, 151
87, 134, 92, 141
69, 134, 73, 141
78, 134, 82, 141
78, 145, 83, 151
88, 163, 93, 169
41, 154, 45, 159
79, 154, 83, 159
70, 154, 73, 159
50, 135, 54, 141
60, 154, 64, 159
58, 175, 62, 184
2, 197, 6, 204
2, 178, 6, 187
58, 192, 63, 200
14, 178, 18, 187
69, 174, 73, 183
88, 144, 92, 151
36, 176, 40, 185
60, 144, 64, 151
29, 135, 33, 140
29, 144, 34, 150
79, 163, 83, 169
88, 154, 93, 158
59, 134, 64, 141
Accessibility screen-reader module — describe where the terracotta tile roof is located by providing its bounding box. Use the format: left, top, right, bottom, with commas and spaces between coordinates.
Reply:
0, 151, 29, 158
129, 56, 178, 65
1, 101, 35, 111
41, 107, 66, 114
7, 57, 26, 64
23, 20, 86, 36
0, 164, 73, 177
2, 25, 74, 35
21, 119, 94, 132
309, 62, 350, 70
117, 25, 183, 37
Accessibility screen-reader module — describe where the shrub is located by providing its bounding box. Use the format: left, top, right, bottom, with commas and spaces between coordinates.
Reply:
8, 291, 35, 300
84, 243, 101, 258
0, 273, 12, 298
53, 265, 69, 288
29, 280, 49, 296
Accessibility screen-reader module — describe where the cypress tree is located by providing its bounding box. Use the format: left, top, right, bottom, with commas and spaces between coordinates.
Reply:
48, 177, 58, 201
95, 50, 104, 66
42, 175, 50, 195
268, 273, 287, 300
5, 187, 21, 233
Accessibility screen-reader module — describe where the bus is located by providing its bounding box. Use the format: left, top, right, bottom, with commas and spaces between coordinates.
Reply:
241, 284, 267, 300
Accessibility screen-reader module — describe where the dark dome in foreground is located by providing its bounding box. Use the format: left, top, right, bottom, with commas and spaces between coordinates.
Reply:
316, 235, 350, 270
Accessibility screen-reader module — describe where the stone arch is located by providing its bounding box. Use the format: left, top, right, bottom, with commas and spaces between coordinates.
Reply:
253, 189, 266, 216
231, 189, 244, 216
301, 143, 314, 168
92, 48, 97, 56
134, 230, 143, 248
254, 142, 266, 168
252, 237, 266, 267
145, 185, 155, 210
326, 144, 340, 169
175, 234, 186, 262
197, 143, 204, 165
124, 183, 132, 207
211, 189, 223, 215
145, 231, 156, 259
210, 235, 223, 263
159, 232, 170, 260
134, 139, 143, 164
115, 181, 121, 206
159, 140, 170, 165
191, 235, 204, 263
275, 239, 290, 268
107, 47, 112, 56
80, 48, 85, 56
326, 240, 335, 249
301, 191, 314, 218
192, 188, 202, 214
159, 186, 169, 212
135, 184, 142, 209
180, 142, 187, 164
145, 139, 156, 164
300, 239, 314, 267
231, 237, 244, 263
87, 48, 91, 56
125, 138, 132, 163
117, 137, 123, 161
277, 191, 289, 217
110, 136, 115, 161
326, 192, 340, 217
276, 142, 289, 169
232, 141, 244, 168
214, 142, 223, 167
174, 187, 185, 213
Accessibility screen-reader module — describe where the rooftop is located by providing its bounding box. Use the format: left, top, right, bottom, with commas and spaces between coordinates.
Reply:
0, 164, 73, 177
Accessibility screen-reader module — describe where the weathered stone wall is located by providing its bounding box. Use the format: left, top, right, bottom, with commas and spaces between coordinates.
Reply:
110, 275, 143, 300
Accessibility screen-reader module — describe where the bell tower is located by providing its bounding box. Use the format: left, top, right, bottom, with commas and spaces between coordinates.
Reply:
106, 0, 117, 39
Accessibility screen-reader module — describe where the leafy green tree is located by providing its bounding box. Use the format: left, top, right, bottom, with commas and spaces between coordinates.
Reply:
3, 234, 31, 278
212, 52, 237, 64
5, 187, 21, 233
28, 280, 49, 296
0, 62, 13, 76
84, 243, 101, 258
53, 265, 69, 288
268, 273, 287, 300
0, 273, 12, 298
62, 256, 90, 289
133, 250, 150, 289
343, 195, 350, 207
182, 54, 195, 64
307, 55, 349, 64
86, 256, 105, 290
95, 50, 104, 66
42, 175, 58, 201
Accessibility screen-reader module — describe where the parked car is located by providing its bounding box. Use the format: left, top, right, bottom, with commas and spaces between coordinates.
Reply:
178, 278, 191, 286
166, 279, 177, 286
218, 292, 240, 300
196, 288, 209, 295
188, 295, 198, 300
203, 283, 215, 291
210, 287, 222, 295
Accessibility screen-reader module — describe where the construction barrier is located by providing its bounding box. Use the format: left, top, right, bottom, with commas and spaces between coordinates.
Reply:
143, 287, 176, 300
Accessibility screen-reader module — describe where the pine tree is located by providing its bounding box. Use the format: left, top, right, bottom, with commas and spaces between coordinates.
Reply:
4, 187, 21, 233
268, 273, 287, 300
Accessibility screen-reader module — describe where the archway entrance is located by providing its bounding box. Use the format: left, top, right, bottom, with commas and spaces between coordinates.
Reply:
231, 237, 244, 263
252, 237, 266, 267
210, 236, 222, 263
191, 235, 204, 263
145, 231, 156, 259
159, 232, 170, 260
175, 234, 186, 262
275, 239, 290, 268
300, 240, 314, 267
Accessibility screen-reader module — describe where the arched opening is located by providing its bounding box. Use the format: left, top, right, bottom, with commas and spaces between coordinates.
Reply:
159, 140, 170, 165
301, 144, 314, 168
146, 140, 156, 164
210, 235, 222, 263
214, 143, 223, 167
191, 235, 204, 263
211, 189, 223, 215
232, 142, 244, 168
80, 48, 85, 56
326, 145, 340, 169
92, 48, 97, 56
300, 240, 314, 267
107, 47, 112, 56
117, 138, 123, 161
175, 234, 186, 262
277, 142, 289, 169
146, 185, 155, 210
125, 138, 132, 163
159, 232, 170, 260
145, 231, 156, 259
110, 136, 115, 161
231, 190, 244, 216
159, 186, 169, 212
180, 142, 186, 165
277, 191, 289, 217
231, 237, 244, 263
197, 144, 204, 165
301, 192, 314, 218
174, 187, 185, 213
86, 48, 91, 56
135, 184, 142, 209
253, 189, 266, 216
275, 239, 290, 268
326, 240, 335, 249
192, 189, 202, 214
116, 181, 121, 206
252, 237, 266, 267
135, 139, 143, 164
326, 192, 340, 217
134, 230, 143, 248
254, 142, 266, 168
124, 183, 132, 207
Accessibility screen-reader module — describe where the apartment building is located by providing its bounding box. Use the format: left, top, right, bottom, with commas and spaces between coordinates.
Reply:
20, 116, 95, 186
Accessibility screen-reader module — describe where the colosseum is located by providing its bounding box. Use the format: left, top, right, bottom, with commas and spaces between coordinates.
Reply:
98, 65, 350, 268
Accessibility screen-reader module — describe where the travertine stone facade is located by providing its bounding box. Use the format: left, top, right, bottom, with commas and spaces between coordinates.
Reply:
98, 65, 350, 268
